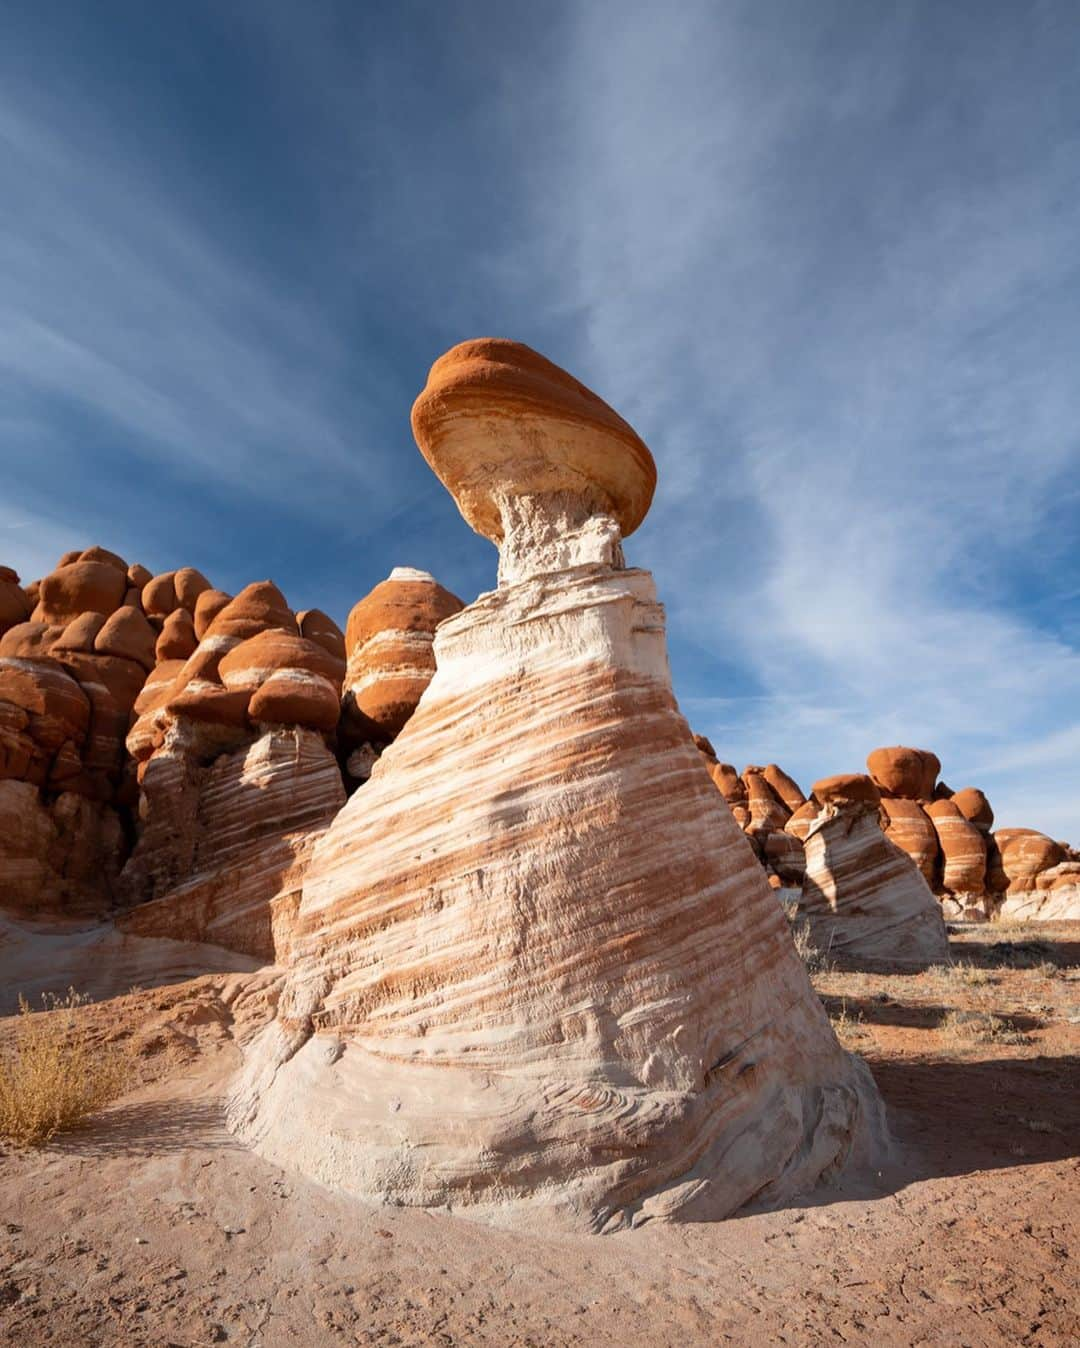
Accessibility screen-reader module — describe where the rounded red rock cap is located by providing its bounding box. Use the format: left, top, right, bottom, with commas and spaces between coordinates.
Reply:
410, 338, 656, 545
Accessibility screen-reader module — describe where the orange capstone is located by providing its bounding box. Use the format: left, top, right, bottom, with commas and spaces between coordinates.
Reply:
34, 561, 127, 627
297, 610, 346, 662
94, 605, 158, 671
204, 581, 293, 642
410, 338, 656, 545
812, 773, 882, 810
193, 588, 233, 640
950, 786, 994, 832
866, 746, 940, 801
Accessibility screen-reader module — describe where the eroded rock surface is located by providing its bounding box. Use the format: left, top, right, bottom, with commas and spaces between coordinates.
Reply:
230, 337, 885, 1231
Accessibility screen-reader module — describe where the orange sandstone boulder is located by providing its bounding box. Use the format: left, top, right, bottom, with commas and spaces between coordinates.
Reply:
94, 605, 158, 671
992, 829, 1066, 894
811, 773, 882, 810
78, 545, 127, 572
156, 609, 198, 662
0, 623, 63, 660
784, 800, 818, 841
411, 337, 657, 556
0, 569, 31, 636
866, 746, 940, 801
142, 571, 178, 619
297, 609, 346, 662
742, 766, 790, 833
219, 631, 344, 733
34, 561, 127, 627
174, 567, 211, 612
194, 588, 233, 640
0, 657, 91, 784
51, 611, 107, 655
205, 581, 293, 642
950, 786, 994, 832
127, 562, 153, 590
762, 764, 806, 814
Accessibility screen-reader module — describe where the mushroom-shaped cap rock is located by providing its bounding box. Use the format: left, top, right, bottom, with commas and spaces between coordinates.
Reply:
410, 338, 656, 544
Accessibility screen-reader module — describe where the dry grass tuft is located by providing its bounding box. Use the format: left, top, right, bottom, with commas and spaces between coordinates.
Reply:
782, 902, 835, 974
0, 990, 129, 1147
939, 1008, 1029, 1049
926, 962, 998, 987
829, 998, 871, 1045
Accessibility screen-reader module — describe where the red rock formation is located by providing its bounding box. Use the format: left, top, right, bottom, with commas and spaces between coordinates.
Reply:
763, 763, 806, 814
988, 828, 1075, 919
924, 799, 987, 913
118, 580, 347, 954
0, 568, 31, 637
231, 338, 884, 1231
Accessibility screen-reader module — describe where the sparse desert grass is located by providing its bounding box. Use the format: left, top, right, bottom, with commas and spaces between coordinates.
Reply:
926, 961, 998, 987
0, 990, 129, 1147
782, 901, 835, 974
939, 1008, 1029, 1049
829, 998, 871, 1045
980, 940, 1059, 971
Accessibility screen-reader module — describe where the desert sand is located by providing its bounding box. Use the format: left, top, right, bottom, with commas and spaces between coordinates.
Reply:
2, 920, 1077, 1347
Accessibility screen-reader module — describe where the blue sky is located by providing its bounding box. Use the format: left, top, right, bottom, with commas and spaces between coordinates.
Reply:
1, 0, 1078, 837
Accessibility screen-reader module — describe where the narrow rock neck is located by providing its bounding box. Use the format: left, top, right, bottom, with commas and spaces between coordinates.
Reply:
494, 490, 626, 586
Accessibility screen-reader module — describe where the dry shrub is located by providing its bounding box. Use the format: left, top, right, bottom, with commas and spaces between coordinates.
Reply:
0, 990, 129, 1147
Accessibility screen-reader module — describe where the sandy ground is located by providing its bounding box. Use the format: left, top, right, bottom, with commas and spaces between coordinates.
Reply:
1, 922, 1078, 1347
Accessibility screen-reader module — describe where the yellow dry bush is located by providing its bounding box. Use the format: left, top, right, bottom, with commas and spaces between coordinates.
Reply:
0, 990, 129, 1147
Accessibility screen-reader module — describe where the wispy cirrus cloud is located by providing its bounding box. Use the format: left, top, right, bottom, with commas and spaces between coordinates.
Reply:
1, 0, 1077, 837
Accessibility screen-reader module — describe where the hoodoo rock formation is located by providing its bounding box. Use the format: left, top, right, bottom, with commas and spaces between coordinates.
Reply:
0, 548, 157, 912
339, 567, 463, 781
230, 338, 885, 1231
117, 583, 347, 959
797, 775, 950, 969
692, 740, 1077, 925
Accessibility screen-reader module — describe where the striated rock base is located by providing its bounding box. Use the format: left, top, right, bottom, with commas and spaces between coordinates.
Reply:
231, 564, 886, 1231
117, 726, 345, 959
996, 865, 1080, 923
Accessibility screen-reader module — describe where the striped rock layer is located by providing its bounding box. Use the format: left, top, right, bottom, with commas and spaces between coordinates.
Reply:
231, 561, 885, 1230
118, 726, 345, 959
799, 803, 950, 969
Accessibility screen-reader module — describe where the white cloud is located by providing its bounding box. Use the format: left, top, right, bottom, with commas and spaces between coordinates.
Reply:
502, 1, 1080, 837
